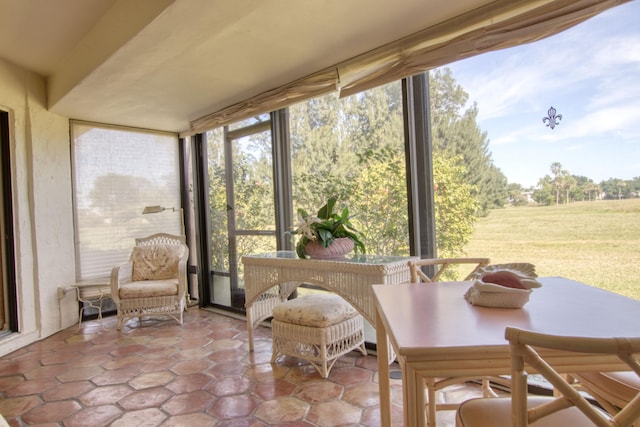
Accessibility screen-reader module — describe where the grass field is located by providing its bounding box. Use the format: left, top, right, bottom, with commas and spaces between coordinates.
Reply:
463, 198, 640, 300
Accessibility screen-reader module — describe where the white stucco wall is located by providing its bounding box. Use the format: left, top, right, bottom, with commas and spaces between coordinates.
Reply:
0, 58, 77, 357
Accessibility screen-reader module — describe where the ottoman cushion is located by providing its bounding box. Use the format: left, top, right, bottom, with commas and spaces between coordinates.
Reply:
272, 293, 358, 328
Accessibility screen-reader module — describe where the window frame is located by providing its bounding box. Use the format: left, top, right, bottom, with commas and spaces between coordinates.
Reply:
70, 121, 183, 281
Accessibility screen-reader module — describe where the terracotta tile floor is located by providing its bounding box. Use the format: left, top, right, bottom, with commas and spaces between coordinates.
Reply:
0, 307, 485, 426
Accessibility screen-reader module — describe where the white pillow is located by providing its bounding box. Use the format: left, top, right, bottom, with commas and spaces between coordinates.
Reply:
131, 244, 183, 281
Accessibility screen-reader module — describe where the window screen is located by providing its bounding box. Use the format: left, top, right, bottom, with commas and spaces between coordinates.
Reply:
71, 122, 181, 280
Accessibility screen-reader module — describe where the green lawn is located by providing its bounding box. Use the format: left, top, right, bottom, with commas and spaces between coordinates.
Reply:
463, 199, 640, 300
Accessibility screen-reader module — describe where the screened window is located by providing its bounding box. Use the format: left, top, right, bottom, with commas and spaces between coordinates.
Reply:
289, 81, 410, 256
71, 122, 181, 280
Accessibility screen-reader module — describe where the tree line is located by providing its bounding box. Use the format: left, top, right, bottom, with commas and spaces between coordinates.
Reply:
507, 162, 640, 206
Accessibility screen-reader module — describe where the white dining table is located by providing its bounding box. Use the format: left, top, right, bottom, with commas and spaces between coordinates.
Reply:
373, 277, 640, 427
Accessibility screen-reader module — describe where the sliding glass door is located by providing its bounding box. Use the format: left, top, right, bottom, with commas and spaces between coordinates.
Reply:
206, 115, 278, 309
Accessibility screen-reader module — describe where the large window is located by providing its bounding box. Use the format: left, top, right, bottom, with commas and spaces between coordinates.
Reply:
202, 81, 414, 312
71, 122, 182, 280
289, 82, 410, 256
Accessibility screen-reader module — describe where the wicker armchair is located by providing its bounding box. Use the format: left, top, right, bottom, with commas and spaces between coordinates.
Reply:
110, 233, 188, 329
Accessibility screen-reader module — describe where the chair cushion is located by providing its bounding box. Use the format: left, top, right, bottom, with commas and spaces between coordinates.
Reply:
578, 371, 640, 407
131, 244, 184, 281
456, 396, 598, 427
118, 279, 179, 299
272, 293, 358, 328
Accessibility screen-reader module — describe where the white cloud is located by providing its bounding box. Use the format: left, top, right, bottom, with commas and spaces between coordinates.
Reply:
565, 103, 640, 138
443, 2, 640, 185
450, 4, 640, 123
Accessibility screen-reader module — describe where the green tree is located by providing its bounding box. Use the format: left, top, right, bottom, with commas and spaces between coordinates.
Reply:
429, 68, 508, 216
350, 149, 408, 256
433, 153, 479, 257
600, 178, 632, 200
533, 175, 555, 205
291, 85, 409, 252
629, 177, 640, 198
571, 175, 595, 202
207, 128, 229, 271
616, 181, 627, 199
550, 162, 564, 205
507, 183, 529, 206
290, 92, 361, 211
563, 174, 577, 204
290, 74, 493, 257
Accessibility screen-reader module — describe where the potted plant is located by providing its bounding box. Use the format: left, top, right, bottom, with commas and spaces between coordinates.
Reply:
293, 196, 366, 259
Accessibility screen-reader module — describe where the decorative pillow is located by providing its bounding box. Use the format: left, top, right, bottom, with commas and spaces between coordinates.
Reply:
131, 244, 184, 281
272, 293, 358, 327
119, 279, 178, 298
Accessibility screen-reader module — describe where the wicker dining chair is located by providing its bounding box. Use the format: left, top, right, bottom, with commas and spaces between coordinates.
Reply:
456, 327, 640, 427
572, 371, 640, 417
408, 258, 512, 423
110, 233, 188, 329
408, 257, 491, 283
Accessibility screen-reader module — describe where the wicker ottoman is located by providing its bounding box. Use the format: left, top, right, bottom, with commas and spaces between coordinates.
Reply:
271, 293, 367, 378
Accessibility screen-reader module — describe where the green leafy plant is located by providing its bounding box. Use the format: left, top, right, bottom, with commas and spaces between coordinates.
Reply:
293, 196, 366, 258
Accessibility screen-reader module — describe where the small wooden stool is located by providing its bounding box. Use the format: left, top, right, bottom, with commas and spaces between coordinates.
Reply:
271, 293, 367, 378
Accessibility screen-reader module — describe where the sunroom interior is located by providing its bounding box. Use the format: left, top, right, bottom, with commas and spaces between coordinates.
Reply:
0, 0, 636, 426
0, 0, 634, 425
0, 0, 625, 353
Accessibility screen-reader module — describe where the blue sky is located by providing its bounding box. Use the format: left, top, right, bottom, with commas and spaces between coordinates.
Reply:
446, 1, 640, 188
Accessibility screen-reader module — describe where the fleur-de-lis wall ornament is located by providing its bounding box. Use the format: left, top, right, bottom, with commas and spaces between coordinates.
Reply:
543, 106, 562, 129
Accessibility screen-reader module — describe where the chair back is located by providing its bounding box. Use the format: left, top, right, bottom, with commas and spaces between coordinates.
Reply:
574, 371, 640, 415
408, 257, 490, 282
505, 327, 640, 427
135, 232, 186, 246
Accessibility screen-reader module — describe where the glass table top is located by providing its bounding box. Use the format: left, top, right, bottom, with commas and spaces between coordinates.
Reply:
244, 250, 414, 265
